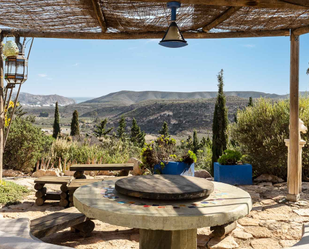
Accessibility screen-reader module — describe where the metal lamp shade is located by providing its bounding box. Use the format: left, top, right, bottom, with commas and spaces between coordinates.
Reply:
5, 54, 28, 85
159, 22, 188, 48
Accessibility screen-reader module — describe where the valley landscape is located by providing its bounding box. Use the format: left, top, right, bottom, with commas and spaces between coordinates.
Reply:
22, 90, 293, 136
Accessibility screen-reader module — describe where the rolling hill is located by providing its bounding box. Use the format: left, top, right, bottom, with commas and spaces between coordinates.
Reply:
12, 92, 75, 106
25, 90, 295, 135
83, 90, 286, 106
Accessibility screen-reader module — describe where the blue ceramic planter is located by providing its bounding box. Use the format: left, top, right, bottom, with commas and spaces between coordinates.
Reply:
154, 161, 194, 176
214, 162, 252, 185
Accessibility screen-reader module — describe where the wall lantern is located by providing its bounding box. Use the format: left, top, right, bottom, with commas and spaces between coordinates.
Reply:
4, 37, 28, 87
159, 1, 188, 48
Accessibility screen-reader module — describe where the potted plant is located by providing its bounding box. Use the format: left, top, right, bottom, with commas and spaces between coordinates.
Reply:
214, 150, 252, 185
140, 135, 196, 176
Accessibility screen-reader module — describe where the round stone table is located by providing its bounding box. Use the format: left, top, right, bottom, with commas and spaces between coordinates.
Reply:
74, 178, 252, 249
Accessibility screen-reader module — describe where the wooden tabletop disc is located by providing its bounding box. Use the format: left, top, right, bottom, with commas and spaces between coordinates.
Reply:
115, 175, 214, 200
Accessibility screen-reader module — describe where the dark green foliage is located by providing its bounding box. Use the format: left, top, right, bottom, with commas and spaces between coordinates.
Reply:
192, 130, 199, 154
0, 180, 30, 206
230, 98, 295, 178
212, 70, 228, 174
14, 104, 27, 118
25, 116, 36, 123
234, 112, 238, 123
200, 136, 212, 148
70, 110, 80, 136
39, 112, 49, 117
248, 97, 253, 107
130, 118, 145, 147
117, 116, 126, 140
218, 150, 242, 165
4, 118, 53, 172
52, 102, 60, 139
200, 137, 207, 148
159, 122, 169, 137
94, 118, 113, 137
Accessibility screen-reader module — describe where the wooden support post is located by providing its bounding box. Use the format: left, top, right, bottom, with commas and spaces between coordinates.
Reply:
287, 30, 300, 202
0, 34, 4, 182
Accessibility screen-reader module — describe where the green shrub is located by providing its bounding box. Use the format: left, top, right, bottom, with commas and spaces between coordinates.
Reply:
0, 180, 29, 206
218, 150, 242, 165
49, 137, 141, 170
230, 97, 309, 179
4, 118, 53, 172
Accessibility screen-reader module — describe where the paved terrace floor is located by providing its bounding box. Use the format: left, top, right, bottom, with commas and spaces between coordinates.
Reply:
1, 177, 309, 249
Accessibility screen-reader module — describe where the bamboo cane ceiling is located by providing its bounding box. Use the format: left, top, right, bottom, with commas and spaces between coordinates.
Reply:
1, 0, 309, 39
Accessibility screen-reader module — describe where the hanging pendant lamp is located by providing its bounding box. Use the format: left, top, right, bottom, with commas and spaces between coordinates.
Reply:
159, 1, 188, 48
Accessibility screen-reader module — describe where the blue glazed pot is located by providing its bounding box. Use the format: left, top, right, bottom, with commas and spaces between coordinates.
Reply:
214, 162, 252, 185
154, 161, 194, 176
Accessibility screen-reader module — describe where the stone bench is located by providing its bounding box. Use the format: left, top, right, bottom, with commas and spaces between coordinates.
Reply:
34, 176, 72, 207
70, 163, 134, 179
30, 207, 94, 239
0, 218, 71, 249
291, 223, 309, 248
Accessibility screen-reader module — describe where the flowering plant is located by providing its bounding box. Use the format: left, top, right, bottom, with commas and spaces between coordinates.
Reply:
140, 135, 197, 174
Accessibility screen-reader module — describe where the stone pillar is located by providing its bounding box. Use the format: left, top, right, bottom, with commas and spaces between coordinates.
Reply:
139, 229, 197, 249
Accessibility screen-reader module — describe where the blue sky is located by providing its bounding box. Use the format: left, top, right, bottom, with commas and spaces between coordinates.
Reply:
18, 33, 309, 98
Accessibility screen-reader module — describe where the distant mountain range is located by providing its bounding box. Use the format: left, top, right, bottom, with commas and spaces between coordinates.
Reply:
12, 92, 75, 106
24, 90, 305, 135
83, 90, 291, 106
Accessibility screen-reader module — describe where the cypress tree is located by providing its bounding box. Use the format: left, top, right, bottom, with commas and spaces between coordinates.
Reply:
212, 69, 228, 174
159, 122, 169, 137
70, 110, 80, 136
52, 102, 61, 139
192, 130, 199, 153
94, 119, 113, 137
117, 116, 126, 140
200, 137, 207, 148
206, 137, 212, 147
248, 97, 253, 107
130, 118, 145, 147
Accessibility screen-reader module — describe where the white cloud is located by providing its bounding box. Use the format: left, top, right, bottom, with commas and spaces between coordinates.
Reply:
243, 44, 256, 48
38, 74, 47, 77
73, 63, 79, 67
145, 39, 159, 44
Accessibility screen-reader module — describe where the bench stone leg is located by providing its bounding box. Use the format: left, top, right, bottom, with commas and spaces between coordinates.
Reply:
68, 190, 75, 207
118, 169, 130, 176
35, 183, 46, 206
60, 184, 69, 208
210, 221, 237, 238
139, 229, 197, 249
74, 171, 86, 179
71, 219, 95, 238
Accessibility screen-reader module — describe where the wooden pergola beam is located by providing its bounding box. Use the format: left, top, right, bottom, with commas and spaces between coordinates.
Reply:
293, 25, 309, 36
130, 0, 308, 9
0, 29, 290, 40
91, 0, 107, 32
203, 7, 241, 32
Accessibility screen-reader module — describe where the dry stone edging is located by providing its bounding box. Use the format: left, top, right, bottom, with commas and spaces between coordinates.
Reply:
254, 174, 284, 183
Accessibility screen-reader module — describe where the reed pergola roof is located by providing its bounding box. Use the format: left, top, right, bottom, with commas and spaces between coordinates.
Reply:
1, 0, 309, 39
